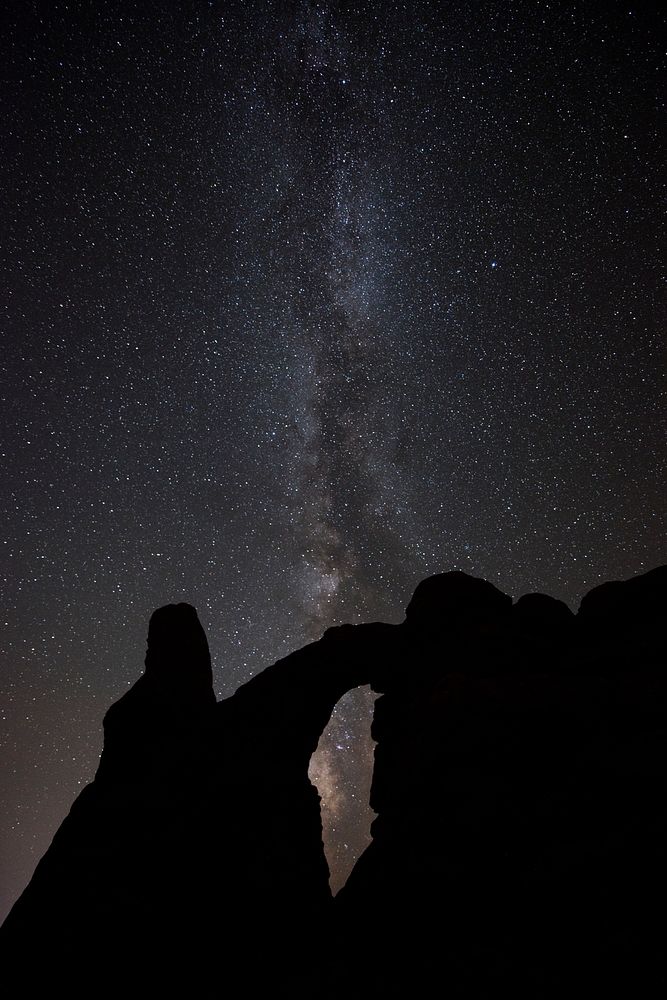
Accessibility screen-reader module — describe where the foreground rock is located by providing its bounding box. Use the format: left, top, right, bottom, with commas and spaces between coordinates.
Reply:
0, 605, 383, 996
335, 567, 667, 997
2, 566, 666, 997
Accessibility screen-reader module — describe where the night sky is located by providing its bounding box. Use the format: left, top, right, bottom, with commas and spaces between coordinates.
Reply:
2, 0, 665, 921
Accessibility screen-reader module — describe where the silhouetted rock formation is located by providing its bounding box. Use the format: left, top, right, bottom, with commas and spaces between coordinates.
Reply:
2, 567, 666, 997
1, 603, 217, 995
577, 564, 667, 671
335, 567, 667, 997
0, 607, 380, 997
182, 623, 380, 994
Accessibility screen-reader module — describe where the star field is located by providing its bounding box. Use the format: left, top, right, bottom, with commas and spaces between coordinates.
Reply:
1, 1, 665, 918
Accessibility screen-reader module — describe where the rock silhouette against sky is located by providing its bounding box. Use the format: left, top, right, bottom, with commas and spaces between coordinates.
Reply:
2, 566, 665, 996
2, 4, 664, 927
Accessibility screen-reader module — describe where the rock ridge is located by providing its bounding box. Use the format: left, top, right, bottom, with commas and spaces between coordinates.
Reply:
1, 566, 666, 996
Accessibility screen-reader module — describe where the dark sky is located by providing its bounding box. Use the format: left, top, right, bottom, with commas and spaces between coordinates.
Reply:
1, 0, 665, 921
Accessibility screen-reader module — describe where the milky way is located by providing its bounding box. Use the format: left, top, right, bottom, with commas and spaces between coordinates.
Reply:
2, 1, 665, 917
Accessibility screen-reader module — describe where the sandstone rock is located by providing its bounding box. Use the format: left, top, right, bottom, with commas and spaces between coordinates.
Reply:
3, 568, 666, 996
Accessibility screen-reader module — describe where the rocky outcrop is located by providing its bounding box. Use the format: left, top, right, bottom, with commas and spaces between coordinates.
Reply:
335, 567, 667, 997
2, 567, 666, 997
0, 603, 217, 994
183, 622, 383, 995
0, 607, 383, 997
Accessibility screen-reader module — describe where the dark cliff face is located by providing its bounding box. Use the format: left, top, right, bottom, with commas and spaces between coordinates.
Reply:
0, 607, 377, 996
0, 604, 219, 994
1, 568, 666, 998
336, 567, 667, 997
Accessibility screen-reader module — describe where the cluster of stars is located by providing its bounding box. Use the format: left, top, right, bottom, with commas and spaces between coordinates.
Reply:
2, 1, 664, 915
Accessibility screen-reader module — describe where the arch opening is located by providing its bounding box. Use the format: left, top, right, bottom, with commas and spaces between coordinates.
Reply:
308, 684, 377, 893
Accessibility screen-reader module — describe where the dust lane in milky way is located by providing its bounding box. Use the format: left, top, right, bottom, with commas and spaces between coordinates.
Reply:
261, 14, 402, 881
